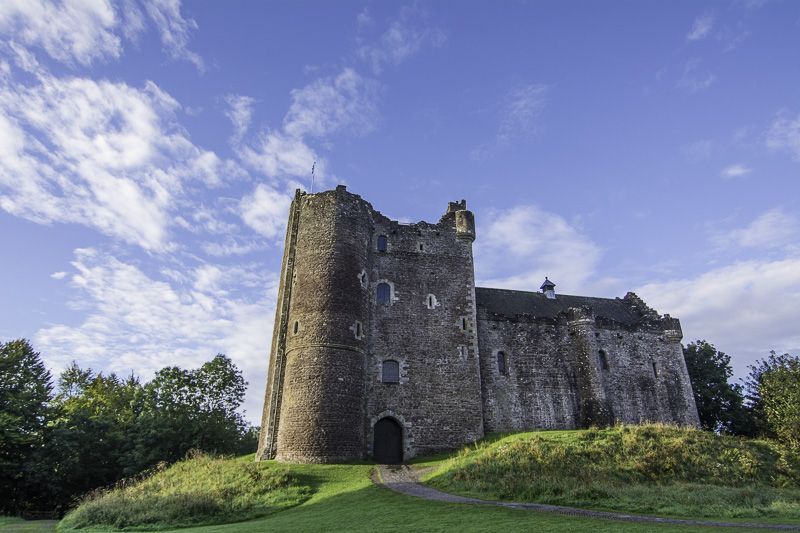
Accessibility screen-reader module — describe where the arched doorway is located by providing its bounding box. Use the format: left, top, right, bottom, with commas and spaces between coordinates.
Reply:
373, 417, 403, 464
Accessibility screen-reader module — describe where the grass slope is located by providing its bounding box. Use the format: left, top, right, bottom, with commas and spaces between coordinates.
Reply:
56, 425, 800, 532
425, 424, 800, 521
58, 453, 310, 530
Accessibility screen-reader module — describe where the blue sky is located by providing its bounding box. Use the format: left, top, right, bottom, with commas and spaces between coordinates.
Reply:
1, 1, 798, 423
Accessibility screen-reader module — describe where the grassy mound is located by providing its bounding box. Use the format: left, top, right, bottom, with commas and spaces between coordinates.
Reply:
426, 424, 800, 520
59, 452, 311, 530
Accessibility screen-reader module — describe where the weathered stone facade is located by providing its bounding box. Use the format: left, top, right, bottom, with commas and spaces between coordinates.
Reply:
257, 186, 699, 463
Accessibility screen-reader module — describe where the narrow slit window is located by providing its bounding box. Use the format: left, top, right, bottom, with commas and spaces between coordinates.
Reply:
377, 235, 388, 252
382, 360, 400, 383
497, 351, 507, 375
428, 295, 433, 307
356, 322, 362, 338
419, 243, 424, 251
599, 350, 609, 371
293, 321, 299, 335
377, 283, 391, 305
461, 317, 467, 330
652, 361, 659, 378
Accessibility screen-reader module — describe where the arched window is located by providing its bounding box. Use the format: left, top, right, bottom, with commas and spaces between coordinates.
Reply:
598, 349, 609, 371
377, 235, 388, 252
377, 283, 391, 305
382, 360, 400, 383
497, 351, 507, 375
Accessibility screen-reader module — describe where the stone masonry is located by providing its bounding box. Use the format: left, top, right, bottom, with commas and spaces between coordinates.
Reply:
257, 186, 700, 463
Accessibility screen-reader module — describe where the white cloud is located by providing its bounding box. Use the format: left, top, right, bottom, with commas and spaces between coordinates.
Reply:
240, 68, 378, 183
0, 0, 202, 69
471, 84, 548, 160
50, 271, 67, 280
224, 94, 256, 143
240, 184, 292, 239
284, 68, 379, 139
474, 205, 603, 294
142, 0, 204, 72
638, 257, 800, 377
766, 111, 800, 160
687, 13, 714, 41
35, 248, 278, 423
0, 0, 121, 66
721, 164, 752, 178
0, 71, 227, 251
357, 6, 445, 74
713, 208, 798, 250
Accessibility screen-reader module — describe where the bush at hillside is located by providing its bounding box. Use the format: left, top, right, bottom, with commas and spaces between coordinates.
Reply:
59, 453, 311, 531
428, 424, 800, 520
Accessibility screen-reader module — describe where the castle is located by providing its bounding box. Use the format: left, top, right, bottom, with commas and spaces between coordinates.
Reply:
257, 186, 699, 464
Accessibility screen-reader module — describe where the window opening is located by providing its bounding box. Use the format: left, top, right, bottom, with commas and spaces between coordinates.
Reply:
382, 360, 400, 383
419, 243, 424, 251
497, 351, 507, 375
377, 283, 391, 305
377, 235, 387, 252
356, 321, 362, 338
293, 321, 299, 335
652, 361, 659, 378
461, 317, 467, 330
599, 350, 609, 371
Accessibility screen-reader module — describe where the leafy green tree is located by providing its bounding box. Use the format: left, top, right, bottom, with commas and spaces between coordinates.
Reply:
746, 351, 800, 446
47, 368, 143, 504
0, 339, 53, 515
129, 354, 248, 470
683, 340, 749, 434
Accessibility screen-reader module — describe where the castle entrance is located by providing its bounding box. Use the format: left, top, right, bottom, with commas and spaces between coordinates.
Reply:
373, 417, 403, 464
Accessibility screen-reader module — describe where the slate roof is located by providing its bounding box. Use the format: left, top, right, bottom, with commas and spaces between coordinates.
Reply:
475, 287, 645, 326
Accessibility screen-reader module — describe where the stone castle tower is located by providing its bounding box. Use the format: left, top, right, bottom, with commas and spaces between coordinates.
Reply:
257, 186, 699, 463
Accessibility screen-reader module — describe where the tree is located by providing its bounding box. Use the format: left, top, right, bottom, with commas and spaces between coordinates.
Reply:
129, 354, 248, 470
0, 339, 53, 515
745, 351, 800, 446
683, 340, 749, 434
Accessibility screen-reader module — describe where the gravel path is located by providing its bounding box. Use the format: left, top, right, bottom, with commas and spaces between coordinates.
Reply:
374, 465, 800, 531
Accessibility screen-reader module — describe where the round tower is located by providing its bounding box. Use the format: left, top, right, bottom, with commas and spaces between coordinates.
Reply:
274, 186, 372, 462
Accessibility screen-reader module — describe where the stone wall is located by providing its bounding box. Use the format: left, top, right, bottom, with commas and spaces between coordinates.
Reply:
477, 293, 700, 432
364, 202, 484, 459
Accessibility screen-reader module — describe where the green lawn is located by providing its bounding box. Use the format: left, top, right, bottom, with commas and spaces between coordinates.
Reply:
52, 426, 800, 532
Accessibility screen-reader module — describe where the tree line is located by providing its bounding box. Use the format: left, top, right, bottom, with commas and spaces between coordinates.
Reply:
0, 339, 258, 517
684, 340, 799, 447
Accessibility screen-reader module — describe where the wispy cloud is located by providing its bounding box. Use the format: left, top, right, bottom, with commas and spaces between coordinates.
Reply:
239, 183, 292, 240
712, 208, 798, 250
141, 0, 204, 72
240, 68, 379, 183
0, 0, 202, 70
35, 248, 278, 421
471, 84, 548, 160
766, 111, 800, 160
639, 257, 800, 375
224, 94, 256, 143
677, 58, 716, 92
721, 163, 752, 178
356, 5, 445, 75
687, 13, 715, 41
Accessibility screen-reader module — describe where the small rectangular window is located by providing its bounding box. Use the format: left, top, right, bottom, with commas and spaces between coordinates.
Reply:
382, 360, 400, 383
377, 283, 391, 305
377, 235, 387, 252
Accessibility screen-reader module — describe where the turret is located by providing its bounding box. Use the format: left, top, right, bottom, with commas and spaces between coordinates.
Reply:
258, 185, 371, 463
